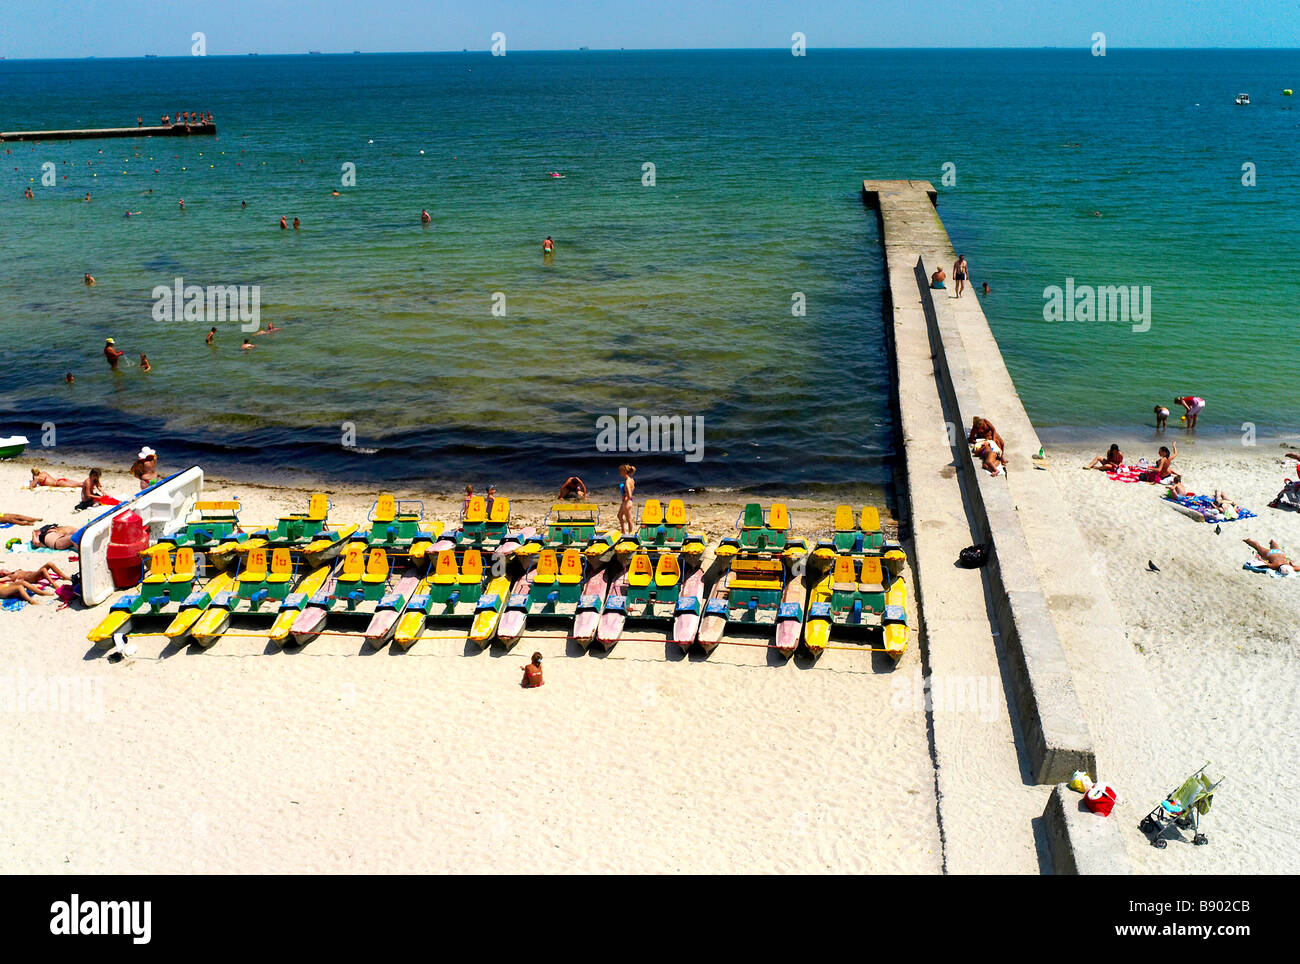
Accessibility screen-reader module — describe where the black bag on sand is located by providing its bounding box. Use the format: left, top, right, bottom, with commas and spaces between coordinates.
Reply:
957, 544, 989, 568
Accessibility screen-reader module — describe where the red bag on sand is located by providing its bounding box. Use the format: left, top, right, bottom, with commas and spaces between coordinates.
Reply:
1085, 783, 1119, 817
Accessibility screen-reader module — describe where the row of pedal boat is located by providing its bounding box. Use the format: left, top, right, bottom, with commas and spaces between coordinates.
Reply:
88, 493, 910, 661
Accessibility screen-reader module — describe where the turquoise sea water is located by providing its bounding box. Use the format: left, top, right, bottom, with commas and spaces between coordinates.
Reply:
2, 50, 1298, 492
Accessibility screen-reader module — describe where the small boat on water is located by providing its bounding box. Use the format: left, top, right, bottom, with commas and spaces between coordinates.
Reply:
0, 435, 29, 459
1235, 92, 1251, 105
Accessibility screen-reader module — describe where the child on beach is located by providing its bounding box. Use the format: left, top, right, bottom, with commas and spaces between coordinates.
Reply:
1154, 404, 1169, 430
1175, 395, 1204, 429
558, 476, 587, 501
521, 652, 544, 688
617, 465, 636, 534
462, 484, 475, 510
76, 468, 116, 510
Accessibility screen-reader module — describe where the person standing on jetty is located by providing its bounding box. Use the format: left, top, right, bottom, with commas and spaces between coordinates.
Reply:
617, 464, 636, 534
953, 254, 969, 298
103, 337, 124, 369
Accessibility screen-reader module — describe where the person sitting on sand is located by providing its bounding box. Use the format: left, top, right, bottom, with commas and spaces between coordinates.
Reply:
1174, 395, 1205, 429
31, 524, 78, 551
1086, 444, 1124, 471
76, 468, 113, 510
521, 652, 544, 688
130, 447, 158, 489
967, 417, 1007, 476
930, 266, 946, 289
558, 476, 587, 501
1139, 442, 1179, 484
0, 513, 41, 526
30, 468, 77, 488
1244, 538, 1297, 573
1154, 404, 1169, 430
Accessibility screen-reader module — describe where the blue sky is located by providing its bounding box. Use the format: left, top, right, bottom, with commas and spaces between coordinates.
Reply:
4, 0, 1296, 58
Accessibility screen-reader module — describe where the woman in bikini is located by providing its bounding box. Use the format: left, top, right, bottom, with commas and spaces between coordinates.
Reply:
1244, 539, 1297, 573
30, 468, 78, 488
1086, 444, 1124, 471
1140, 442, 1179, 484
0, 562, 69, 584
0, 580, 53, 603
617, 464, 636, 535
31, 524, 77, 551
0, 513, 41, 525
131, 447, 159, 489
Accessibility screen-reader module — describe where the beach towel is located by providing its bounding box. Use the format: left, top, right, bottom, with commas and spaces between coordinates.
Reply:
1164, 493, 1256, 524
1243, 559, 1296, 578
0, 598, 26, 612
1106, 464, 1151, 483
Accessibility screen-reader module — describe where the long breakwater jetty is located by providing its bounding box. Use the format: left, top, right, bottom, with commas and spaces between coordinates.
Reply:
863, 179, 1162, 873
0, 123, 216, 142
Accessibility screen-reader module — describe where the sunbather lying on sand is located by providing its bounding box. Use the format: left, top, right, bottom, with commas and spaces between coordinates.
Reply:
31, 524, 77, 550
1244, 538, 1297, 573
30, 468, 78, 488
0, 562, 68, 584
0, 580, 52, 602
1, 513, 42, 525
1086, 444, 1124, 470
967, 417, 1007, 476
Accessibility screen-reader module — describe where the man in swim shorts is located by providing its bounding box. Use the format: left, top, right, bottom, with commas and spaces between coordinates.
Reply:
953, 254, 969, 298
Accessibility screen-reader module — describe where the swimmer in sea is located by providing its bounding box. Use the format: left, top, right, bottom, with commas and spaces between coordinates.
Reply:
139, 354, 151, 373
241, 338, 255, 351
421, 209, 431, 224
178, 198, 184, 210
103, 338, 124, 369
981, 281, 990, 295
293, 217, 300, 230
280, 215, 287, 230
84, 273, 95, 286
206, 327, 216, 346
64, 372, 74, 385
542, 236, 554, 254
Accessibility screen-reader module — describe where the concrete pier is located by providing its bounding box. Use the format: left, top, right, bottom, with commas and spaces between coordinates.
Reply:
0, 123, 216, 142
864, 179, 1156, 873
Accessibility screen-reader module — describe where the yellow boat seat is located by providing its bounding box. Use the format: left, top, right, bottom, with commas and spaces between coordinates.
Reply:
240, 548, 269, 583
654, 553, 680, 588
171, 547, 196, 584
832, 556, 858, 592
860, 506, 881, 533
267, 548, 294, 584
769, 503, 790, 532
558, 548, 583, 584
363, 548, 389, 584
432, 550, 458, 584
464, 496, 487, 523
460, 549, 483, 584
195, 500, 240, 514
640, 499, 664, 527
665, 499, 687, 526
142, 547, 173, 584
858, 557, 885, 593
457, 550, 483, 589
373, 493, 396, 524
627, 553, 654, 587
833, 504, 854, 532
488, 497, 509, 524
306, 492, 329, 521
729, 557, 782, 590
339, 544, 366, 580
534, 549, 559, 585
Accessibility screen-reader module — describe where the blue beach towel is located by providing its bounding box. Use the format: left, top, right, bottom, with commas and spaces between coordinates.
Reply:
1243, 559, 1296, 578
1164, 493, 1256, 524
0, 598, 26, 612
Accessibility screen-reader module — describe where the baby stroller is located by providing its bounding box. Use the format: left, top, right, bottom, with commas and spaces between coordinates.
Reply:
1269, 478, 1300, 512
1139, 763, 1223, 848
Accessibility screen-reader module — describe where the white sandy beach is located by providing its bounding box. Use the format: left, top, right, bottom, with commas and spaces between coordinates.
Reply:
1, 438, 1295, 874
